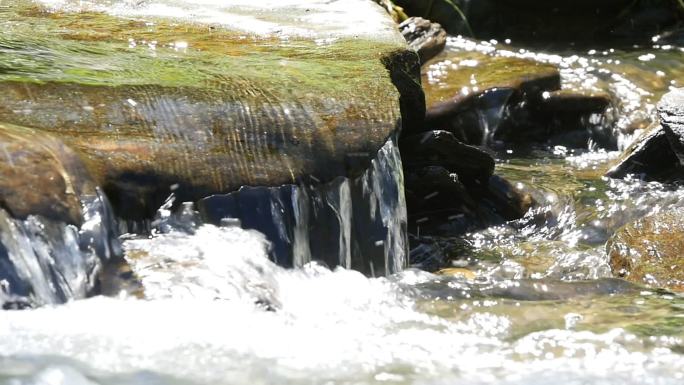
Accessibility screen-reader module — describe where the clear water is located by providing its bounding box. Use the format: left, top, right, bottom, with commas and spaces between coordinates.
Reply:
2, 2, 684, 385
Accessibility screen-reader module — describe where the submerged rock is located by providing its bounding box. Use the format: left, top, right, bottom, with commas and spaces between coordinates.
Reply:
607, 210, 684, 292
414, 277, 641, 301
421, 43, 618, 149
0, 0, 423, 220
400, 130, 494, 184
399, 17, 447, 64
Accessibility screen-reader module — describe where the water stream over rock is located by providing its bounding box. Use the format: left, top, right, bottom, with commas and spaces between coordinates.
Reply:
2, 1, 684, 384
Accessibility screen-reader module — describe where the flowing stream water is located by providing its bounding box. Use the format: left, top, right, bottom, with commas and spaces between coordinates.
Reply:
2, 4, 684, 385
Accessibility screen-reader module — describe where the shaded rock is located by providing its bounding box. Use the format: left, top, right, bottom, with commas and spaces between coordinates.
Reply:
421, 44, 616, 149
404, 165, 533, 238
423, 50, 561, 120
607, 210, 684, 292
392, 0, 473, 36
606, 125, 684, 181
0, 0, 423, 221
399, 17, 447, 64
395, 0, 679, 45
482, 175, 534, 221
408, 234, 473, 271
400, 130, 494, 184
0, 123, 121, 306
656, 28, 684, 46
540, 90, 611, 114
404, 165, 480, 235
607, 88, 684, 181
536, 90, 617, 149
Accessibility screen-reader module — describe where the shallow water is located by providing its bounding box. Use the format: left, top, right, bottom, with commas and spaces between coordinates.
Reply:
3, 152, 684, 385
2, 2, 684, 385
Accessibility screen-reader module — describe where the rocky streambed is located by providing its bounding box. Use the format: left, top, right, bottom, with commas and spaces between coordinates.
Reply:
1, 0, 684, 384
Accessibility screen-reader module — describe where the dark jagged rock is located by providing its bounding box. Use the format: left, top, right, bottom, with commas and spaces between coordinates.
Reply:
408, 235, 473, 271
404, 165, 533, 238
535, 90, 617, 149
657, 28, 684, 46
607, 210, 684, 292
606, 125, 684, 181
607, 88, 684, 181
405, 165, 480, 235
400, 130, 495, 184
399, 17, 447, 64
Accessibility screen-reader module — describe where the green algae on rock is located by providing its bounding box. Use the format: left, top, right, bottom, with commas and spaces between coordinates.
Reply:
0, 0, 423, 219
607, 210, 684, 292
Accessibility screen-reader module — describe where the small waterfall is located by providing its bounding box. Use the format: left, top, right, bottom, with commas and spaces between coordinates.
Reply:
0, 190, 121, 307
198, 135, 408, 276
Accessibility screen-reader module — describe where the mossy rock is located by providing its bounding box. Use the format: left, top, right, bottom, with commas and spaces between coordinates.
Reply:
0, 0, 423, 219
607, 210, 684, 292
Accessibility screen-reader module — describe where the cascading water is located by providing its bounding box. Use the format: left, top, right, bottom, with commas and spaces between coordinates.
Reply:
0, 190, 120, 308
198, 135, 408, 276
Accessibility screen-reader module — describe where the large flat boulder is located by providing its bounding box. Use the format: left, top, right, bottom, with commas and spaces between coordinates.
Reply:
0, 0, 423, 219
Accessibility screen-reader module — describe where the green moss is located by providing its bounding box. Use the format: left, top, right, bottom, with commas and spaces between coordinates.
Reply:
0, 1, 402, 97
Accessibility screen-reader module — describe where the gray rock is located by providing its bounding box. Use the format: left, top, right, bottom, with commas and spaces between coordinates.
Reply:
658, 88, 684, 165
607, 88, 684, 182
606, 125, 682, 181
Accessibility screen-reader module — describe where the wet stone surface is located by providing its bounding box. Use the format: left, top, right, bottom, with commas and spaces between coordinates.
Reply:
0, 0, 422, 220
420, 38, 618, 149
608, 88, 684, 182
608, 209, 684, 292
